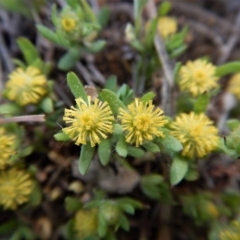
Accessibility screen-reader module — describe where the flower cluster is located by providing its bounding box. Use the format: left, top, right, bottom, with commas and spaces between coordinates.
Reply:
63, 97, 168, 147
157, 17, 177, 39
5, 66, 47, 106
0, 128, 16, 169
171, 112, 219, 158
179, 59, 219, 97
0, 168, 33, 210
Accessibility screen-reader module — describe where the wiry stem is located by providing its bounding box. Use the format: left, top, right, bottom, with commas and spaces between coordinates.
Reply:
0, 114, 45, 124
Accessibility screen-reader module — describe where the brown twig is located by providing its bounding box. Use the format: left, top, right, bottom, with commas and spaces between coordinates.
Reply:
75, 62, 95, 86
0, 114, 45, 124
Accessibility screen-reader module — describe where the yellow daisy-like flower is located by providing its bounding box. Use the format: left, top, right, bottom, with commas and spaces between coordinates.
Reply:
5, 66, 47, 106
0, 169, 33, 210
170, 112, 219, 158
228, 73, 240, 100
0, 128, 16, 169
179, 59, 219, 97
158, 17, 177, 39
219, 221, 240, 240
118, 99, 168, 147
74, 209, 98, 239
61, 16, 77, 32
63, 97, 114, 147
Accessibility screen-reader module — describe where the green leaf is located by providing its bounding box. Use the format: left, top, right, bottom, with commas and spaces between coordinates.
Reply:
184, 168, 199, 181
105, 75, 118, 92
116, 137, 128, 157
158, 1, 172, 16
66, 0, 79, 9
216, 61, 240, 77
170, 44, 188, 58
0, 103, 21, 115
28, 181, 42, 206
40, 97, 53, 113
159, 135, 183, 153
65, 196, 82, 213
126, 146, 145, 158
79, 143, 95, 175
98, 211, 108, 237
19, 146, 34, 157
145, 18, 158, 48
116, 197, 143, 209
134, 0, 147, 34
143, 142, 160, 153
0, 220, 18, 235
100, 89, 127, 115
54, 132, 71, 141
57, 49, 80, 71
12, 59, 26, 68
226, 119, 240, 131
173, 62, 182, 82
97, 6, 110, 27
51, 4, 58, 25
98, 139, 111, 166
80, 0, 97, 23
36, 25, 60, 45
17, 37, 39, 65
140, 174, 164, 200
141, 92, 156, 102
118, 214, 130, 231
86, 40, 106, 53
67, 72, 88, 102
170, 158, 188, 186
193, 93, 210, 113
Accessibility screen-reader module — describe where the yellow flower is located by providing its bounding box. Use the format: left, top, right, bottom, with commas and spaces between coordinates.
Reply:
0, 169, 33, 210
179, 59, 219, 97
158, 17, 177, 39
170, 112, 219, 158
0, 128, 16, 169
63, 97, 114, 147
118, 99, 168, 147
228, 73, 240, 100
61, 17, 76, 32
5, 66, 47, 106
220, 221, 240, 240
74, 209, 98, 239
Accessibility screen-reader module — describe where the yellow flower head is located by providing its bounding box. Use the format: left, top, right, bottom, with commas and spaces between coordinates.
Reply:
5, 66, 47, 106
0, 128, 16, 169
63, 97, 114, 147
74, 209, 98, 239
158, 17, 177, 39
118, 99, 168, 147
171, 112, 219, 158
228, 73, 240, 100
220, 221, 240, 240
0, 169, 33, 210
179, 59, 219, 97
61, 16, 77, 32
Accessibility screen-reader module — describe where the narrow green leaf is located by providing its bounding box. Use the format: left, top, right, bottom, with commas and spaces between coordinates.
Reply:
67, 72, 88, 102
98, 139, 111, 166
65, 196, 82, 213
170, 158, 188, 186
80, 0, 97, 23
54, 132, 71, 141
0, 220, 18, 235
226, 119, 240, 131
100, 89, 127, 115
145, 18, 158, 48
159, 135, 183, 153
36, 25, 60, 45
158, 1, 172, 16
118, 214, 130, 231
170, 44, 187, 58
173, 62, 182, 82
143, 142, 160, 153
216, 61, 240, 77
193, 93, 210, 113
0, 103, 21, 115
57, 50, 80, 71
141, 92, 156, 102
40, 97, 53, 113
97, 6, 110, 27
51, 4, 58, 25
28, 181, 42, 206
126, 146, 145, 158
105, 75, 118, 92
79, 143, 95, 175
86, 40, 106, 53
17, 37, 39, 65
116, 137, 128, 157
